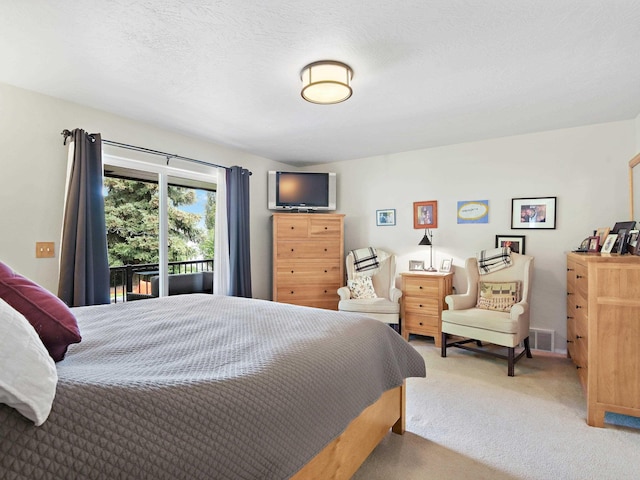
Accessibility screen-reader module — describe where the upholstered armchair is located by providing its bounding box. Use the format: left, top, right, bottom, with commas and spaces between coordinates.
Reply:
337, 249, 402, 328
441, 252, 534, 376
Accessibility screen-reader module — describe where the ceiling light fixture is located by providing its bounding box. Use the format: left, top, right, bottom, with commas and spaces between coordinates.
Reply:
300, 60, 353, 104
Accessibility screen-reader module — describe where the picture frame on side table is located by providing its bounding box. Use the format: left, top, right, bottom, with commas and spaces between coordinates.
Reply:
440, 258, 453, 273
414, 200, 438, 229
601, 234, 618, 253
511, 197, 557, 229
376, 209, 396, 226
409, 260, 425, 271
495, 234, 526, 254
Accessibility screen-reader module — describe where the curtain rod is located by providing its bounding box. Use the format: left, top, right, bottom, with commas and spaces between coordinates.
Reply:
61, 129, 251, 175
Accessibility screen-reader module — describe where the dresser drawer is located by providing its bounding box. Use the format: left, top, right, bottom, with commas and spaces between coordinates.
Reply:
404, 297, 439, 316
403, 277, 440, 297
277, 241, 342, 259
275, 216, 310, 238
276, 284, 341, 301
404, 313, 439, 329
309, 217, 342, 237
276, 262, 342, 285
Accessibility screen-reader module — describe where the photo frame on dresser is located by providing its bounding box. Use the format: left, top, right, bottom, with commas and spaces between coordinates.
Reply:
601, 234, 618, 253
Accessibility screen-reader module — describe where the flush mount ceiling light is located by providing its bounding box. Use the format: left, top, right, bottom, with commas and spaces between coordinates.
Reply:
300, 61, 353, 104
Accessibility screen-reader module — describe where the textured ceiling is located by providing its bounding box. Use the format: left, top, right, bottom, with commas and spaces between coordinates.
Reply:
1, 1, 639, 166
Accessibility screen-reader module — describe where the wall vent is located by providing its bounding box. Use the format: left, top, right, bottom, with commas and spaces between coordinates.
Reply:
526, 328, 555, 352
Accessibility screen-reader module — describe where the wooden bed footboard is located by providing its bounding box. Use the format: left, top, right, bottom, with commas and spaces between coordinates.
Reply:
291, 382, 405, 480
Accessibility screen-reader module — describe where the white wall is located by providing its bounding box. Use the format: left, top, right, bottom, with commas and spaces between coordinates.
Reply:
2, 80, 638, 352
0, 82, 288, 300
313, 120, 636, 352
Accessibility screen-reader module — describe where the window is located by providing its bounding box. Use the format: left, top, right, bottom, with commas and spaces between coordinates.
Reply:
103, 158, 217, 302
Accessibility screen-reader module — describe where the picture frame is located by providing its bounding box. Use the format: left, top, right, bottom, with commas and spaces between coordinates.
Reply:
376, 208, 396, 226
601, 233, 618, 253
495, 234, 526, 254
595, 227, 610, 248
511, 197, 557, 229
440, 258, 453, 273
409, 260, 425, 271
414, 200, 438, 229
587, 236, 600, 253
627, 230, 639, 255
612, 221, 636, 233
612, 229, 629, 254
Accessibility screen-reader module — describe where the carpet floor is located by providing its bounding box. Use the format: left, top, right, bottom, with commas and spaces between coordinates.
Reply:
352, 337, 640, 480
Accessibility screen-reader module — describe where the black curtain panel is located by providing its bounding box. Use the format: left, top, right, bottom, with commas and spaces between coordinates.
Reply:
227, 166, 252, 298
58, 129, 110, 306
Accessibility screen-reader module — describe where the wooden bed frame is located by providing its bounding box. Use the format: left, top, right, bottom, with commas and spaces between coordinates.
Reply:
291, 383, 405, 479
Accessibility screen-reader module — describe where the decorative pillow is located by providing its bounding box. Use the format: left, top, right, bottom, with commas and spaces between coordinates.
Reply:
476, 281, 521, 312
347, 276, 378, 299
0, 298, 58, 426
0, 261, 81, 361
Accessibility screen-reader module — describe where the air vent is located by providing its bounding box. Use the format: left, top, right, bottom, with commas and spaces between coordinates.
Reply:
526, 328, 555, 352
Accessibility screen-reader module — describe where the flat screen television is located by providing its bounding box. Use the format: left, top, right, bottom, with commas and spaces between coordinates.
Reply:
268, 171, 337, 211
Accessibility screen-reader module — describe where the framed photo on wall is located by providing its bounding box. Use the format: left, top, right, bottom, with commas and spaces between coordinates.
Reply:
495, 234, 526, 254
414, 200, 438, 229
376, 209, 396, 226
511, 197, 557, 229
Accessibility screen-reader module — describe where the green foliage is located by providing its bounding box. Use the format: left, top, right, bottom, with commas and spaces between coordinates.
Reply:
104, 178, 208, 266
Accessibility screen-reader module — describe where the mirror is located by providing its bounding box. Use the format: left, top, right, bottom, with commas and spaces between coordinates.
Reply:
630, 153, 640, 221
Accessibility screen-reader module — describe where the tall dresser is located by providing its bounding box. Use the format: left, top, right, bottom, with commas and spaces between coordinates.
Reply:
272, 213, 344, 310
566, 252, 640, 427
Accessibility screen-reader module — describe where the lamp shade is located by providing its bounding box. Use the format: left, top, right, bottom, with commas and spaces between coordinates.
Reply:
419, 231, 432, 246
301, 61, 353, 104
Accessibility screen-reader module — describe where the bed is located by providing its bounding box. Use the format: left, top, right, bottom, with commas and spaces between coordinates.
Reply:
0, 293, 425, 479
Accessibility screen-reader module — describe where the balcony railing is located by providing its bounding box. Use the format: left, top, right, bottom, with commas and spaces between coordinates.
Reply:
109, 259, 214, 303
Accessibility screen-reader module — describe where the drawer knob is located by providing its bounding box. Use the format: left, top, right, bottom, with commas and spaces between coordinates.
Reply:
324, 248, 328, 252
324, 289, 328, 293
567, 292, 573, 296
576, 365, 582, 370
567, 340, 574, 344
291, 248, 294, 252
576, 274, 584, 279
567, 315, 574, 319
291, 270, 294, 273
419, 286, 423, 289
576, 305, 582, 309
290, 226, 294, 230
419, 322, 423, 326
419, 304, 423, 307
567, 268, 574, 272
324, 270, 328, 273
576, 335, 583, 339
324, 226, 328, 230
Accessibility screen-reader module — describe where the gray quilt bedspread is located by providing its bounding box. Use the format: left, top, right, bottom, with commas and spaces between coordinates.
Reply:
0, 294, 425, 480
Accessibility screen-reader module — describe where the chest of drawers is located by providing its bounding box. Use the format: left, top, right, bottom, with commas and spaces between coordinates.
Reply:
566, 252, 640, 427
400, 272, 453, 347
272, 213, 344, 309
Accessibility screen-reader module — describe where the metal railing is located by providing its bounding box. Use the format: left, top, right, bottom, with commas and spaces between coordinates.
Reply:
109, 259, 214, 303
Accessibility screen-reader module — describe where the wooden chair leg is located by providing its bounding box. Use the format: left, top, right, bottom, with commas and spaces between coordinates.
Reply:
508, 347, 515, 377
524, 336, 533, 358
441, 332, 447, 357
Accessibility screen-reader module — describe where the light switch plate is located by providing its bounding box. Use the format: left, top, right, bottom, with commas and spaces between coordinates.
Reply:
36, 242, 55, 258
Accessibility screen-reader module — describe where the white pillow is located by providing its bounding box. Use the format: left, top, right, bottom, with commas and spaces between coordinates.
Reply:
347, 276, 378, 299
0, 297, 58, 426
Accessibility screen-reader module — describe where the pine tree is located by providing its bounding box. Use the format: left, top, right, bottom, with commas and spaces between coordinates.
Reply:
104, 178, 204, 266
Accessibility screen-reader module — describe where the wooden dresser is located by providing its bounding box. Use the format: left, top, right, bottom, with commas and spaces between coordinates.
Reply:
272, 213, 344, 310
400, 272, 453, 347
566, 252, 640, 427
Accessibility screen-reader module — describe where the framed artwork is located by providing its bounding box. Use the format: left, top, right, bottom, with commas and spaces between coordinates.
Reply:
601, 233, 618, 253
409, 260, 425, 271
595, 227, 610, 248
587, 236, 600, 253
612, 221, 636, 233
495, 234, 526, 254
511, 197, 557, 229
440, 258, 453, 273
613, 229, 629, 254
628, 230, 639, 255
376, 208, 396, 226
457, 200, 489, 224
414, 200, 438, 229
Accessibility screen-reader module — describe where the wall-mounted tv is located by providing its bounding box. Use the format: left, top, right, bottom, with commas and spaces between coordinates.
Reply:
268, 171, 337, 211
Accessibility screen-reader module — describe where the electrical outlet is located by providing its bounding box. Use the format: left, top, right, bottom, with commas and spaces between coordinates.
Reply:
36, 242, 55, 258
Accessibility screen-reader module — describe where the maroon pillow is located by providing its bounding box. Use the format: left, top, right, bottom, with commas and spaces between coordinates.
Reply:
0, 261, 81, 361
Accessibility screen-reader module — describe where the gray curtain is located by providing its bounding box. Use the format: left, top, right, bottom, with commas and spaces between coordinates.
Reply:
227, 166, 252, 297
58, 129, 110, 306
